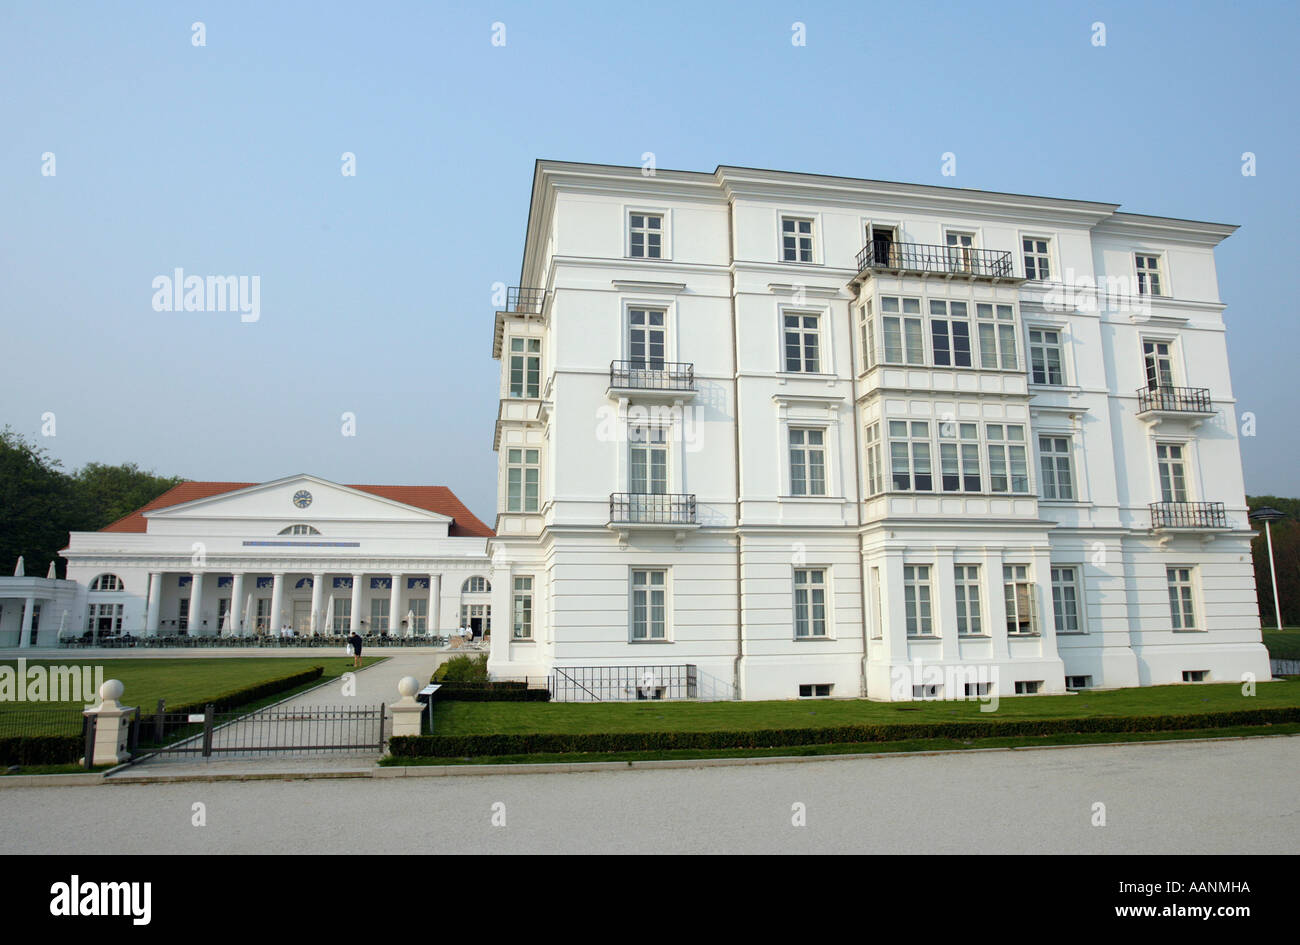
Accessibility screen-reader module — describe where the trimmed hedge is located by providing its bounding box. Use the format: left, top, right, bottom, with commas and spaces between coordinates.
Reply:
165, 666, 324, 715
433, 681, 550, 702
389, 705, 1300, 758
0, 734, 84, 766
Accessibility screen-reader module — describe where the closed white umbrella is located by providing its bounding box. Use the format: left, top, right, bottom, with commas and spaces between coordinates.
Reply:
243, 593, 254, 637
324, 594, 336, 636
406, 608, 416, 638
13, 556, 24, 577
46, 560, 56, 579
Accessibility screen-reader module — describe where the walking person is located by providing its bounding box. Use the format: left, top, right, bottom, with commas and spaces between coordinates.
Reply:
348, 630, 363, 668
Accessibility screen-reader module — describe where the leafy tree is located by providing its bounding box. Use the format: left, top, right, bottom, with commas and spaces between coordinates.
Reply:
74, 462, 181, 530
1247, 496, 1299, 627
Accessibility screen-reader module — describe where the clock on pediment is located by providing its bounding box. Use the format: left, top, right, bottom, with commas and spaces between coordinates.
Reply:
292, 490, 313, 509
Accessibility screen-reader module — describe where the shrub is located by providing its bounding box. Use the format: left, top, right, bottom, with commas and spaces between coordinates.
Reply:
433, 655, 489, 684
0, 735, 84, 766
388, 706, 1300, 758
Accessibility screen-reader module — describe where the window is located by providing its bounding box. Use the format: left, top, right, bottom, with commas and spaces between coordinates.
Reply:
987, 424, 1029, 493
912, 684, 942, 699
965, 681, 992, 697
512, 576, 533, 640
939, 422, 981, 492
507, 448, 540, 512
629, 309, 666, 369
1182, 670, 1208, 682
1065, 675, 1092, 689
889, 421, 932, 491
929, 300, 972, 367
858, 299, 876, 371
799, 683, 833, 698
462, 576, 490, 594
408, 598, 427, 632
278, 524, 320, 535
629, 213, 662, 258
946, 231, 976, 270
793, 568, 828, 638
629, 425, 668, 494
954, 565, 983, 636
1135, 253, 1163, 296
217, 598, 230, 628
1028, 329, 1064, 385
631, 569, 667, 641
1143, 340, 1174, 390
1039, 436, 1075, 500
1023, 237, 1051, 280
881, 296, 924, 364
1157, 443, 1188, 503
1051, 566, 1081, 633
460, 603, 491, 633
370, 598, 390, 632
90, 574, 124, 591
870, 568, 883, 639
904, 565, 933, 636
255, 598, 271, 632
789, 428, 827, 496
864, 422, 883, 496
781, 217, 814, 262
178, 598, 189, 631
1014, 680, 1043, 695
332, 599, 352, 632
86, 603, 123, 633
509, 337, 541, 398
1167, 567, 1197, 630
1003, 565, 1038, 635
782, 313, 822, 372
976, 303, 1018, 370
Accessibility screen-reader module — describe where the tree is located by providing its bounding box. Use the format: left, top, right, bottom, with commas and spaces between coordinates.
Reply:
73, 462, 182, 530
1248, 496, 1300, 627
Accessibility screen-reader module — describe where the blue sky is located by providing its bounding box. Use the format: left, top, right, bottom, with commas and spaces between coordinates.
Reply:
1, 1, 1296, 523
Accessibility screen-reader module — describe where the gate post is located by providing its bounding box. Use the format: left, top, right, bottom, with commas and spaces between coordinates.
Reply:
155, 698, 165, 744
389, 677, 424, 739
82, 679, 134, 766
201, 704, 215, 757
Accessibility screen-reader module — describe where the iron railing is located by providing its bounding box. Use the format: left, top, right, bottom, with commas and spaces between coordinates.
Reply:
551, 665, 699, 702
609, 360, 696, 392
609, 492, 697, 525
855, 240, 1015, 279
131, 704, 386, 759
57, 633, 449, 649
1150, 501, 1229, 530
504, 286, 546, 315
1137, 385, 1213, 414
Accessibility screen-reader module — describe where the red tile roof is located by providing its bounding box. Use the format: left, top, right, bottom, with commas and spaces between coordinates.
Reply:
99, 480, 494, 537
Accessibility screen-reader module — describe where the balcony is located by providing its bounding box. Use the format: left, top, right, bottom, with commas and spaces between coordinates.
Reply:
609, 493, 698, 528
1150, 501, 1229, 531
503, 286, 546, 315
1136, 385, 1214, 418
853, 241, 1018, 282
608, 360, 697, 402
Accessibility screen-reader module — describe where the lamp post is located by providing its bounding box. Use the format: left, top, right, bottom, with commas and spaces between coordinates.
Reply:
1248, 506, 1286, 631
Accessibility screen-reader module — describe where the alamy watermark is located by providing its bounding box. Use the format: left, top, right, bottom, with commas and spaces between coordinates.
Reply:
151, 268, 260, 322
0, 658, 104, 703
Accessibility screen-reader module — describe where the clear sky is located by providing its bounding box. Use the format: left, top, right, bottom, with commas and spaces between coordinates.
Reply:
2, 1, 1296, 524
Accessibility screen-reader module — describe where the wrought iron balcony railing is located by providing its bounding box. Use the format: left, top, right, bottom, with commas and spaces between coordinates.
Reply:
609, 360, 696, 392
1136, 385, 1213, 414
504, 286, 546, 315
609, 492, 698, 526
854, 240, 1016, 279
1150, 501, 1228, 530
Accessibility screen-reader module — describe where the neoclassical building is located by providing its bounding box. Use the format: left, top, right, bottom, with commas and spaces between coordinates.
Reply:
485, 159, 1271, 701
0, 474, 493, 646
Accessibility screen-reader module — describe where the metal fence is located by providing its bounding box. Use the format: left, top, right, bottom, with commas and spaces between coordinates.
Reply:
132, 703, 386, 760
551, 665, 698, 702
609, 492, 698, 526
1150, 501, 1229, 530
504, 286, 546, 314
609, 360, 696, 392
58, 633, 449, 649
855, 240, 1015, 278
1137, 385, 1213, 414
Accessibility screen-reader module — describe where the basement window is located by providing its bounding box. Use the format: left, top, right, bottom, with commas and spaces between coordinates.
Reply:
1065, 675, 1093, 690
1182, 670, 1209, 682
964, 682, 992, 697
799, 683, 833, 698
912, 684, 942, 700
1014, 680, 1043, 695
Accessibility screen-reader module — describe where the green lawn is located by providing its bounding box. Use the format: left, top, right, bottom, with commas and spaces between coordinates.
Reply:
1263, 629, 1300, 660
430, 678, 1300, 735
0, 657, 382, 735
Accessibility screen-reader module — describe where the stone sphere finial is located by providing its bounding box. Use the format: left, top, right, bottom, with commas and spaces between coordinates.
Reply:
397, 676, 419, 699
99, 679, 124, 703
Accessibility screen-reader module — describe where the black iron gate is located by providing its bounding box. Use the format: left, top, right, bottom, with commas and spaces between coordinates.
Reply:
129, 702, 386, 761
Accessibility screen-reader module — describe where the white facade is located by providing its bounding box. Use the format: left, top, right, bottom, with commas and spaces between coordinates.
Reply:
0, 474, 493, 647
487, 160, 1271, 701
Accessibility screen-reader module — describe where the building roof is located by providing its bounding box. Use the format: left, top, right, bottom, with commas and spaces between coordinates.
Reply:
99, 480, 495, 537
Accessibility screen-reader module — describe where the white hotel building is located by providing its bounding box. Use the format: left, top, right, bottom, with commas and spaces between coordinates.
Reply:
486, 160, 1271, 701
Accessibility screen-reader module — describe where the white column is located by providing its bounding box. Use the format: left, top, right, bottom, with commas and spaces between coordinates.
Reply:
309, 571, 324, 634
389, 573, 402, 635
270, 572, 285, 634
350, 573, 364, 632
145, 571, 163, 635
230, 573, 244, 634
428, 573, 441, 635
189, 572, 205, 636
19, 596, 35, 649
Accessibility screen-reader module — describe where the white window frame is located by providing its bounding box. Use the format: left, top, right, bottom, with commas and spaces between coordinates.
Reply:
1051, 565, 1084, 634
1167, 566, 1199, 631
1142, 337, 1176, 390
512, 576, 534, 641
781, 311, 824, 374
1021, 235, 1053, 281
630, 568, 669, 642
627, 307, 668, 369
506, 447, 540, 512
1156, 441, 1190, 503
904, 564, 934, 637
278, 524, 320, 536
954, 565, 984, 637
788, 427, 828, 497
508, 336, 541, 399
944, 229, 978, 272
628, 423, 670, 494
938, 421, 982, 493
90, 574, 125, 592
779, 214, 818, 264
626, 208, 671, 260
880, 296, 924, 365
986, 423, 1030, 494
1135, 252, 1166, 297
888, 420, 934, 492
928, 300, 973, 368
1003, 565, 1039, 636
793, 567, 829, 639
1038, 434, 1075, 501
864, 421, 884, 496
975, 303, 1019, 371
1028, 327, 1065, 386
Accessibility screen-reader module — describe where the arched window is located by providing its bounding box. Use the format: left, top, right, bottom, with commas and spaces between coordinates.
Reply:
90, 574, 125, 592
462, 576, 490, 594
279, 524, 321, 536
